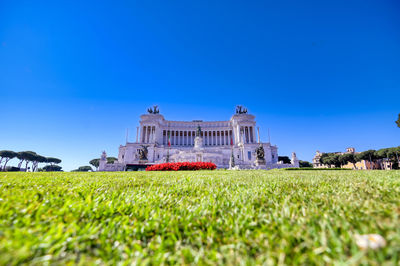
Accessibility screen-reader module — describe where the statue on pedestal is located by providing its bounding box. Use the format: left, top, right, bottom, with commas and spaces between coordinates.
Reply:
194, 125, 203, 149
196, 125, 202, 137
138, 145, 149, 161
229, 151, 235, 168
254, 144, 266, 166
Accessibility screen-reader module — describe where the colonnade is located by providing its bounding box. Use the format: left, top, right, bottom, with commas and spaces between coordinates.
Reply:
162, 130, 235, 146
141, 126, 156, 144
141, 125, 256, 146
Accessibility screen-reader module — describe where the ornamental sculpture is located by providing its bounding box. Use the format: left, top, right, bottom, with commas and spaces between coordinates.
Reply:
138, 145, 149, 160
196, 125, 202, 137
147, 105, 160, 114
235, 105, 248, 114
255, 145, 265, 160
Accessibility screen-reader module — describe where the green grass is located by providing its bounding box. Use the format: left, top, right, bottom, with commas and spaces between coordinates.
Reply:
0, 170, 399, 265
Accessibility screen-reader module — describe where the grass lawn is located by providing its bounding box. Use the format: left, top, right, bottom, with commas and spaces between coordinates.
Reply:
0, 170, 399, 265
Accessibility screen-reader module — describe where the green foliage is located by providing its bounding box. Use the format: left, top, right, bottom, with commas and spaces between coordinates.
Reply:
46, 157, 62, 164
356, 150, 376, 162
396, 113, 400, 128
0, 150, 17, 170
339, 153, 357, 167
278, 156, 291, 164
72, 166, 93, 172
320, 153, 341, 168
89, 158, 117, 169
107, 157, 118, 164
43, 165, 62, 172
299, 160, 313, 168
89, 158, 100, 168
0, 171, 399, 264
0, 150, 17, 159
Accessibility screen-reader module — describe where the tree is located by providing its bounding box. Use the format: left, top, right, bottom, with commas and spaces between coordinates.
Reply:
320, 153, 341, 168
107, 157, 118, 163
299, 160, 313, 168
329, 154, 341, 168
0, 150, 17, 171
339, 153, 357, 169
90, 157, 117, 171
89, 158, 100, 170
338, 154, 349, 167
319, 153, 330, 167
32, 154, 47, 172
72, 166, 93, 172
43, 165, 62, 172
278, 156, 291, 164
22, 151, 38, 172
396, 113, 400, 128
377, 147, 400, 170
16, 151, 33, 170
46, 157, 62, 165
356, 150, 376, 170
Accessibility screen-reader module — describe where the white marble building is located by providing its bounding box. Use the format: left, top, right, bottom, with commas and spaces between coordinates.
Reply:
99, 106, 299, 171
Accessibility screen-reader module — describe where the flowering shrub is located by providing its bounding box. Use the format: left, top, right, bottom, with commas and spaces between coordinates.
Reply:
146, 162, 217, 171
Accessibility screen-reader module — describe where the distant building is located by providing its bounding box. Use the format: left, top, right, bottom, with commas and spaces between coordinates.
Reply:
312, 148, 384, 170
99, 106, 300, 171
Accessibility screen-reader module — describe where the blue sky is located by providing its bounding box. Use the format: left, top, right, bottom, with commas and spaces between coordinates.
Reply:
1, 0, 399, 171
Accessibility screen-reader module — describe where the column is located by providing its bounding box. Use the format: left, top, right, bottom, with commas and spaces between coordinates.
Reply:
148, 127, 151, 143
163, 130, 166, 145
149, 127, 152, 143
236, 124, 240, 144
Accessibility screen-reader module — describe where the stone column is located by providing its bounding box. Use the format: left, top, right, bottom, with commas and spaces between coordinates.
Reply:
148, 127, 152, 143
136, 127, 139, 143
236, 124, 240, 144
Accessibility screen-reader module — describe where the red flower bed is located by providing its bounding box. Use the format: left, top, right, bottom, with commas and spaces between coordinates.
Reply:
146, 162, 217, 171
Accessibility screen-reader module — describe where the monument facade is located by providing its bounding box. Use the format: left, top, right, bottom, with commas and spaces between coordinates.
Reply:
99, 106, 299, 171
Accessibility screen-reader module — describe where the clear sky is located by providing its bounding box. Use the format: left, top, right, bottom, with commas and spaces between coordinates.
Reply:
1, 0, 399, 171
